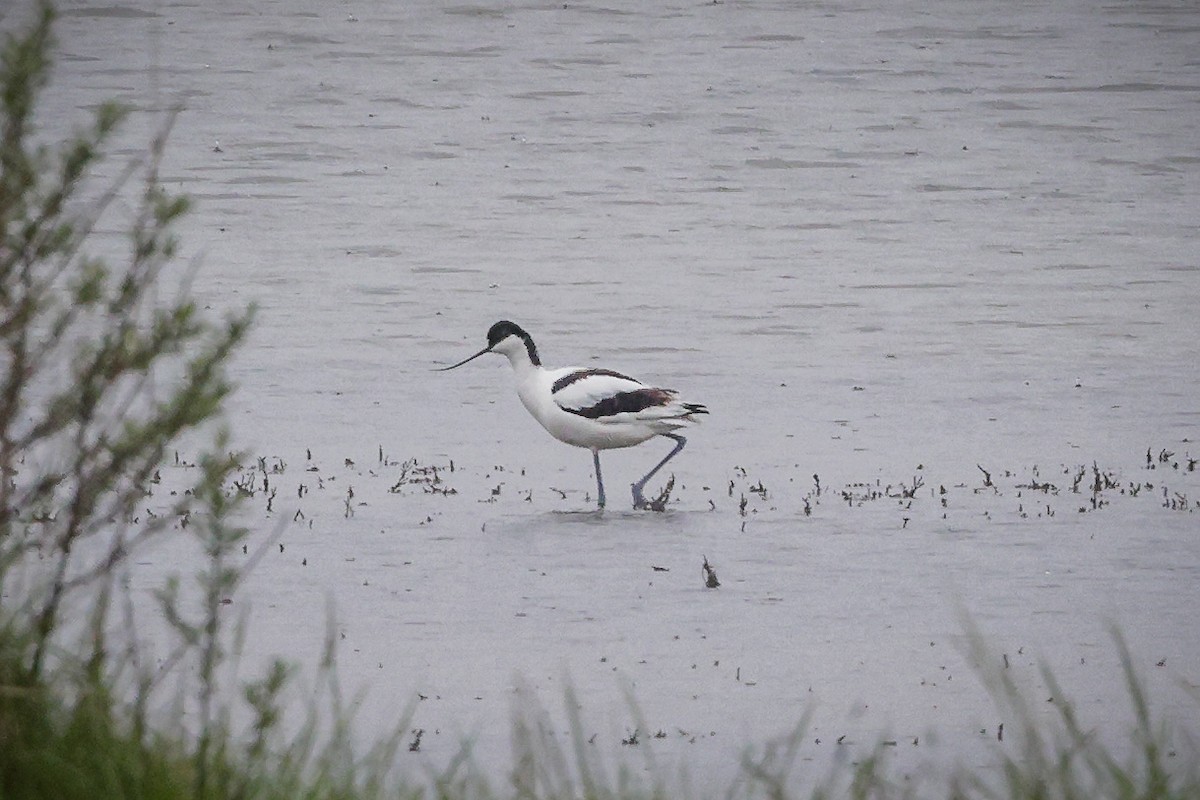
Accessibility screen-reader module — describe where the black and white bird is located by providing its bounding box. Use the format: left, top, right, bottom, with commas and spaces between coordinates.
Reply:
437, 321, 707, 510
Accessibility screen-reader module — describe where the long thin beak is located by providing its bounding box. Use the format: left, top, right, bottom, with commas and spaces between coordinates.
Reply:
434, 346, 492, 371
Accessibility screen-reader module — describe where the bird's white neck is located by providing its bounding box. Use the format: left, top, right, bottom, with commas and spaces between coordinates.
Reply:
502, 347, 542, 381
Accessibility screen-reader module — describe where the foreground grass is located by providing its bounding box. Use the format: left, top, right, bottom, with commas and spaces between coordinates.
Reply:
2, 621, 1198, 800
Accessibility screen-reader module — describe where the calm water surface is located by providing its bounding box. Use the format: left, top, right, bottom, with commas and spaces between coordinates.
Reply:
24, 0, 1200, 789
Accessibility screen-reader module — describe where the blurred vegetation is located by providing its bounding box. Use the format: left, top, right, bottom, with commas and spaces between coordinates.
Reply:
1, 3, 1196, 799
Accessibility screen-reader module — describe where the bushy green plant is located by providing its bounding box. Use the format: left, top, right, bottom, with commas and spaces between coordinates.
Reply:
0, 2, 255, 796
0, 8, 420, 799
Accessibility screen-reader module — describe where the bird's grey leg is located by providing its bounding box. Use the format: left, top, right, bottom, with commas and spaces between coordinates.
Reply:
593, 448, 606, 509
632, 434, 686, 509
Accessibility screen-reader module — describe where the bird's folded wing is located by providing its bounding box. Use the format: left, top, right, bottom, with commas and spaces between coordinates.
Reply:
551, 368, 674, 419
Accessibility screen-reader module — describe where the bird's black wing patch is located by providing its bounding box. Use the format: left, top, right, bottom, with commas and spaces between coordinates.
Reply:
568, 388, 674, 420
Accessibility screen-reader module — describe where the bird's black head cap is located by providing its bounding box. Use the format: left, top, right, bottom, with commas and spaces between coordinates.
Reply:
487, 320, 540, 365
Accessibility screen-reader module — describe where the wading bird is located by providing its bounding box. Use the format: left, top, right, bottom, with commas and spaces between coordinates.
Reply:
437, 321, 707, 510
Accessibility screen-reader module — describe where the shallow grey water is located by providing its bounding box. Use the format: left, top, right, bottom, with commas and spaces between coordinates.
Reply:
19, 0, 1200, 790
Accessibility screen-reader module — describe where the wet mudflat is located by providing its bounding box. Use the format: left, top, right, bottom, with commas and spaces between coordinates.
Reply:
25, 0, 1200, 792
